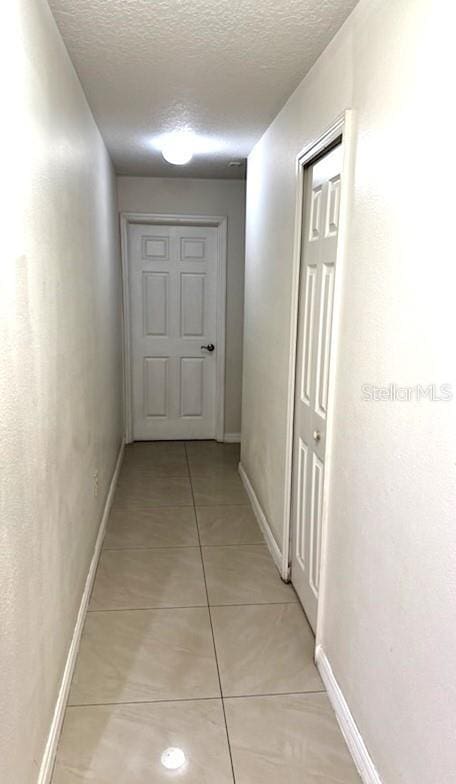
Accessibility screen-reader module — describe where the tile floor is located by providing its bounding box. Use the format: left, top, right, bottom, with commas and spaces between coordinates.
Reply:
52, 441, 360, 783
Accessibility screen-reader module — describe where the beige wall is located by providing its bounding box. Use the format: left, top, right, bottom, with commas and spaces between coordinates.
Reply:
0, 2, 123, 782
242, 0, 456, 782
117, 176, 246, 436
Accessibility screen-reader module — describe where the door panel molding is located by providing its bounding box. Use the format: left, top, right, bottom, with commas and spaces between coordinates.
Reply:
283, 111, 355, 643
142, 272, 169, 336
143, 356, 168, 417
296, 437, 308, 572
120, 212, 227, 443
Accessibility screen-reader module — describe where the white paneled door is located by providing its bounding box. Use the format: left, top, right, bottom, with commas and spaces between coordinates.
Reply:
291, 144, 342, 631
127, 223, 219, 440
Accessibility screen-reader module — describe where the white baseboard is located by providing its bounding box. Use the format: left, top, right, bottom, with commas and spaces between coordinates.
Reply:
315, 646, 382, 784
223, 432, 241, 443
38, 439, 125, 784
238, 461, 287, 579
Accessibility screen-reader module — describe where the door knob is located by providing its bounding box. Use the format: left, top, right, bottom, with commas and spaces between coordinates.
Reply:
201, 343, 215, 352
313, 430, 321, 442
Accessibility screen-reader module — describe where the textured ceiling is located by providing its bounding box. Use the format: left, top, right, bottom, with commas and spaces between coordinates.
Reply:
48, 0, 358, 178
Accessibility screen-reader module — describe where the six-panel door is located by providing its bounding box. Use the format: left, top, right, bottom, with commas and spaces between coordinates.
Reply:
128, 224, 218, 440
291, 144, 342, 631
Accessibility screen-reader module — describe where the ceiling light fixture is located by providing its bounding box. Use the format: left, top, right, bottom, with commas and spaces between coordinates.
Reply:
160, 747, 187, 771
161, 133, 193, 165
153, 130, 224, 164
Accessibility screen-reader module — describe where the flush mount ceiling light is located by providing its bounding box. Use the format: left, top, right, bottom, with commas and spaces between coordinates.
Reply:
161, 133, 193, 165
160, 747, 187, 771
153, 131, 224, 165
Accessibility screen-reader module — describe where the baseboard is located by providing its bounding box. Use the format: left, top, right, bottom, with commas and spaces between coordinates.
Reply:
315, 646, 382, 784
238, 461, 286, 579
37, 439, 125, 784
223, 432, 241, 443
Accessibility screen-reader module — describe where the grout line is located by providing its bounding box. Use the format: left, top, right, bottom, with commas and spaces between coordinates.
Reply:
67, 690, 327, 710
111, 505, 195, 510
185, 442, 237, 784
222, 689, 327, 702
67, 696, 222, 709
118, 473, 191, 479
189, 473, 243, 480
195, 503, 250, 507
193, 503, 250, 508
86, 600, 298, 613
102, 544, 201, 552
200, 542, 269, 549
87, 605, 209, 613
112, 502, 252, 509
101, 542, 264, 552
208, 600, 298, 608
191, 501, 247, 510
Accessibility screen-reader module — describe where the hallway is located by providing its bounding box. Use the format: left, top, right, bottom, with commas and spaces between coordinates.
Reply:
4, 2, 456, 782
52, 441, 360, 782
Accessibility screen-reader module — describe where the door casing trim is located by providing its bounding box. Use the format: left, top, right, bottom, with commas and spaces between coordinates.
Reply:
283, 111, 355, 645
120, 212, 227, 443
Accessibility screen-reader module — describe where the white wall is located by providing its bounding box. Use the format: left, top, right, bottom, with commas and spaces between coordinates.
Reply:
242, 0, 456, 782
0, 2, 123, 782
117, 176, 246, 437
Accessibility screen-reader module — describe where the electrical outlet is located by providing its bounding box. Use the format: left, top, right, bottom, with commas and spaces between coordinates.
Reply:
93, 470, 99, 498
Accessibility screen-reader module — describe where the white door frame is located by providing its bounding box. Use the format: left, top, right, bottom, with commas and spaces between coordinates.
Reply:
120, 212, 227, 444
282, 110, 355, 640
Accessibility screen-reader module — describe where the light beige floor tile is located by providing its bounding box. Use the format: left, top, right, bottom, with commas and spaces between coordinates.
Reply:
104, 506, 198, 549
113, 476, 193, 508
123, 441, 187, 464
211, 604, 322, 696
189, 462, 241, 479
119, 459, 188, 479
186, 440, 240, 459
196, 505, 263, 546
224, 693, 361, 783
186, 441, 240, 477
202, 544, 296, 605
192, 474, 248, 506
120, 443, 188, 477
53, 699, 234, 784
90, 548, 207, 610
69, 608, 220, 705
